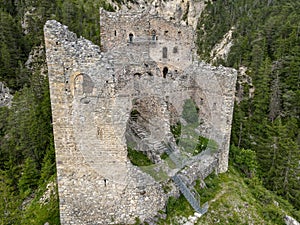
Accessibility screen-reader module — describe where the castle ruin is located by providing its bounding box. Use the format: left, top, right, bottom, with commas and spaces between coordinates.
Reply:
44, 8, 237, 224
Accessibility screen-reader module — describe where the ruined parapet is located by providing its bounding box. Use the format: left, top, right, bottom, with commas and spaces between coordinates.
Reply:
45, 8, 236, 224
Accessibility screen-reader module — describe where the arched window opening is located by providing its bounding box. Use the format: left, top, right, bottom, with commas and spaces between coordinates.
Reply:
114, 30, 117, 36
152, 30, 156, 41
163, 67, 168, 78
134, 73, 142, 78
129, 33, 134, 43
162, 47, 168, 59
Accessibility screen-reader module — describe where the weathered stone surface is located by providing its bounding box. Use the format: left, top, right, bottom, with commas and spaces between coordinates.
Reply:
285, 215, 300, 225
44, 8, 236, 224
0, 82, 12, 107
110, 0, 206, 29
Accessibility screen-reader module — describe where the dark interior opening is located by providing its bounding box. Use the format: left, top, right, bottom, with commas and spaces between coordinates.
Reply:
134, 73, 142, 78
163, 67, 168, 78
152, 30, 156, 41
129, 33, 133, 43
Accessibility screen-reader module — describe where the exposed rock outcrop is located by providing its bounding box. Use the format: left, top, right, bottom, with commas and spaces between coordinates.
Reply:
0, 82, 12, 107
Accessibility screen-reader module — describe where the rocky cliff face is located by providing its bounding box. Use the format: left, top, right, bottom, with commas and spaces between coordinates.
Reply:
107, 0, 206, 29
0, 82, 12, 107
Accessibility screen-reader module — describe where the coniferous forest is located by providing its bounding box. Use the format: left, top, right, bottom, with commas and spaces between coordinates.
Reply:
197, 0, 300, 209
0, 0, 299, 224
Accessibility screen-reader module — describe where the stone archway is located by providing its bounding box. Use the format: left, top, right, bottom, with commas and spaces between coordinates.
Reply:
125, 96, 172, 164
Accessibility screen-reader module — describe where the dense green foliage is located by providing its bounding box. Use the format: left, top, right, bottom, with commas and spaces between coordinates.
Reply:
0, 0, 114, 90
127, 146, 154, 166
230, 145, 258, 178
197, 0, 300, 210
0, 68, 57, 223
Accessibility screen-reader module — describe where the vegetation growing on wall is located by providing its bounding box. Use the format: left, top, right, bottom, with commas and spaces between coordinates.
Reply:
127, 146, 154, 166
170, 122, 181, 144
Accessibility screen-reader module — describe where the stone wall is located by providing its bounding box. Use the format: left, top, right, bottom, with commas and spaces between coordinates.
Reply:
44, 8, 236, 224
100, 9, 195, 70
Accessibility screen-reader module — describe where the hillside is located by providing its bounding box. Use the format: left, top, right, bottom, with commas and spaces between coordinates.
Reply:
159, 165, 299, 225
0, 0, 299, 224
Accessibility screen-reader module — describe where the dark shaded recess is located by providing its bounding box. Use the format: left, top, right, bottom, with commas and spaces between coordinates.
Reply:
163, 67, 168, 78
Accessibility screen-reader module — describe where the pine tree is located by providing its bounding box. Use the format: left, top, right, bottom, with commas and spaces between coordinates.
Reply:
18, 157, 39, 197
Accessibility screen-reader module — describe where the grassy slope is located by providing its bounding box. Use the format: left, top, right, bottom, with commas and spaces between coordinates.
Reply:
159, 166, 299, 225
20, 175, 60, 224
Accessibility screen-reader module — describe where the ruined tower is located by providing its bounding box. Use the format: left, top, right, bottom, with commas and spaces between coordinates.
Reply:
44, 8, 237, 224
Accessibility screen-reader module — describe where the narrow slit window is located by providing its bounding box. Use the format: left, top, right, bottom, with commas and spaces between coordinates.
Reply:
163, 67, 168, 78
152, 30, 156, 41
129, 33, 133, 43
162, 47, 168, 58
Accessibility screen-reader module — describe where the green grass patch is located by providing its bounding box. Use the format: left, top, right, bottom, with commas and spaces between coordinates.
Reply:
159, 166, 299, 224
170, 122, 181, 144
21, 175, 60, 225
159, 195, 194, 224
178, 123, 218, 156
160, 152, 169, 160
194, 172, 226, 204
127, 146, 153, 167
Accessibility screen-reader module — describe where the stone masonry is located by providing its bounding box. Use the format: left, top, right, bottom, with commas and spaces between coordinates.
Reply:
44, 8, 237, 225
